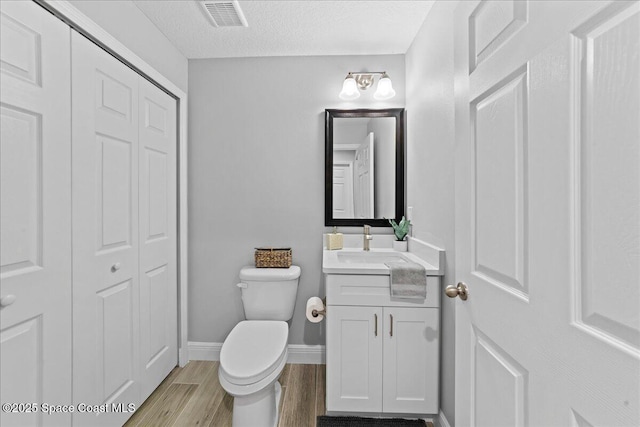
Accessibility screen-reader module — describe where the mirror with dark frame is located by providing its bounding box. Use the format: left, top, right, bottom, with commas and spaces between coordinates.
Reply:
325, 108, 405, 227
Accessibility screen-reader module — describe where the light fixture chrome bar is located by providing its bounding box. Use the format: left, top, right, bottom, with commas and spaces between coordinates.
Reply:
339, 71, 395, 100
349, 71, 386, 90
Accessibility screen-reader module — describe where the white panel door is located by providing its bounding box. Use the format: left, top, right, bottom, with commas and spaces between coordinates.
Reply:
454, 1, 640, 426
138, 77, 178, 401
383, 308, 439, 414
332, 162, 354, 218
354, 132, 374, 218
326, 305, 383, 413
0, 2, 72, 426
71, 31, 141, 426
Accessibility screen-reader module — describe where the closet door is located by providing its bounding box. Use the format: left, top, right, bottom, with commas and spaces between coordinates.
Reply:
138, 78, 178, 400
0, 2, 72, 426
71, 31, 141, 426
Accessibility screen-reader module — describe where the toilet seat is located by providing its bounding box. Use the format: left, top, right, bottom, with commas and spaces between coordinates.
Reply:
219, 321, 288, 386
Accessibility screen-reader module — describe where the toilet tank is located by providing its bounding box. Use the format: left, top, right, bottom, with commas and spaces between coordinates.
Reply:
238, 266, 301, 320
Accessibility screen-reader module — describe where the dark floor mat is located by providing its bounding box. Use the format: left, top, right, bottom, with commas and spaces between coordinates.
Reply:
316, 415, 427, 427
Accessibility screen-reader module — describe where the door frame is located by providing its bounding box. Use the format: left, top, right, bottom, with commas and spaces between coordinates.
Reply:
36, 0, 190, 366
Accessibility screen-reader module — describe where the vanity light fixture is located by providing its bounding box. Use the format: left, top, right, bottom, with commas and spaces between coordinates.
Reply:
339, 71, 396, 101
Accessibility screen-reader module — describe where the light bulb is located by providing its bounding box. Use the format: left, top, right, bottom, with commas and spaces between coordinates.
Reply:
339, 75, 360, 100
374, 73, 396, 100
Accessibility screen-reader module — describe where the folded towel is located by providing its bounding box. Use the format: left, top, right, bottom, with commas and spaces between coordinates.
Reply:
385, 261, 427, 299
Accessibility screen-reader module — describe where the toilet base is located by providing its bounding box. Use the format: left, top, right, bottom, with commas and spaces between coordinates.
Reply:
232, 380, 282, 427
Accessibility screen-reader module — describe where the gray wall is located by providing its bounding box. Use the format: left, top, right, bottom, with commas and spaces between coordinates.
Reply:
333, 120, 367, 145
405, 1, 458, 424
68, 0, 188, 92
188, 55, 405, 345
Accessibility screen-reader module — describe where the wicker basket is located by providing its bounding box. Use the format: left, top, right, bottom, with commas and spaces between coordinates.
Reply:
254, 247, 292, 268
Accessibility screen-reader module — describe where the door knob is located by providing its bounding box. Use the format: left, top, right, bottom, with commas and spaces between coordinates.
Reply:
445, 282, 468, 301
0, 294, 17, 307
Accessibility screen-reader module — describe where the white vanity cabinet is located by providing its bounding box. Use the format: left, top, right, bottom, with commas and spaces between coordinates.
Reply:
325, 273, 440, 415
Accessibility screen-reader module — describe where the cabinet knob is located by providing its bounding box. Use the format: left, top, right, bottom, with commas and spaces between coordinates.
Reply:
111, 263, 121, 272
0, 294, 17, 307
445, 282, 469, 301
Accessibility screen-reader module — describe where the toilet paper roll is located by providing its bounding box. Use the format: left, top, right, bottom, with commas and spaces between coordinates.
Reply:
306, 297, 325, 323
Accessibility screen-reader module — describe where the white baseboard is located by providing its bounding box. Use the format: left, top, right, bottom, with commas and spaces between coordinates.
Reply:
188, 341, 222, 361
286, 344, 326, 364
438, 410, 452, 427
188, 341, 325, 365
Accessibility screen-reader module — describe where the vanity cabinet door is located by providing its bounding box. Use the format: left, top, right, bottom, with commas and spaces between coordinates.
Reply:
326, 305, 383, 412
383, 307, 439, 414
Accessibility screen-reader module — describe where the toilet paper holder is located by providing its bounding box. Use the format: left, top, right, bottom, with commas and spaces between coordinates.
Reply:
312, 297, 327, 318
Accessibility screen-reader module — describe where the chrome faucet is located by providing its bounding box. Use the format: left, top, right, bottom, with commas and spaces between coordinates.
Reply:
363, 225, 373, 251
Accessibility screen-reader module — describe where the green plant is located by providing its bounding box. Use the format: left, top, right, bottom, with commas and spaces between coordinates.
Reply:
388, 216, 411, 241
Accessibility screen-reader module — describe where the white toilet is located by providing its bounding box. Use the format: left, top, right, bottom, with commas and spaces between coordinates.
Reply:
218, 265, 301, 427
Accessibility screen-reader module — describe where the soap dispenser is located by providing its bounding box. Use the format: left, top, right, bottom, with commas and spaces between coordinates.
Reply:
326, 227, 343, 250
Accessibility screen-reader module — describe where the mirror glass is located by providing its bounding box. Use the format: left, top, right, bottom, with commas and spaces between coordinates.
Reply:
325, 109, 405, 227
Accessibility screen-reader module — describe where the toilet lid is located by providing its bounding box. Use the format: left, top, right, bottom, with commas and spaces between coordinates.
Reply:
220, 321, 288, 385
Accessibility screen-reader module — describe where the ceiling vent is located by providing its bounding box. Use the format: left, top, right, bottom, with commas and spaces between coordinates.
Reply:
201, 1, 248, 27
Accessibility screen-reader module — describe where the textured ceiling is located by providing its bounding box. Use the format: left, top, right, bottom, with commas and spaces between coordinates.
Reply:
133, 0, 435, 59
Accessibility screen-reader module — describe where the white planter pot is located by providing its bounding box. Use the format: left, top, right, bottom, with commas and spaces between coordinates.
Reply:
393, 240, 408, 252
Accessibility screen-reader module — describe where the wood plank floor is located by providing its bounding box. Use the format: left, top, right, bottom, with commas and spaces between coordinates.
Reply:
124, 361, 326, 427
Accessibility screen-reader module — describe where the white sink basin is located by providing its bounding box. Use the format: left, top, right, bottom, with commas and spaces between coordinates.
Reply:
336, 251, 408, 264
323, 249, 437, 275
